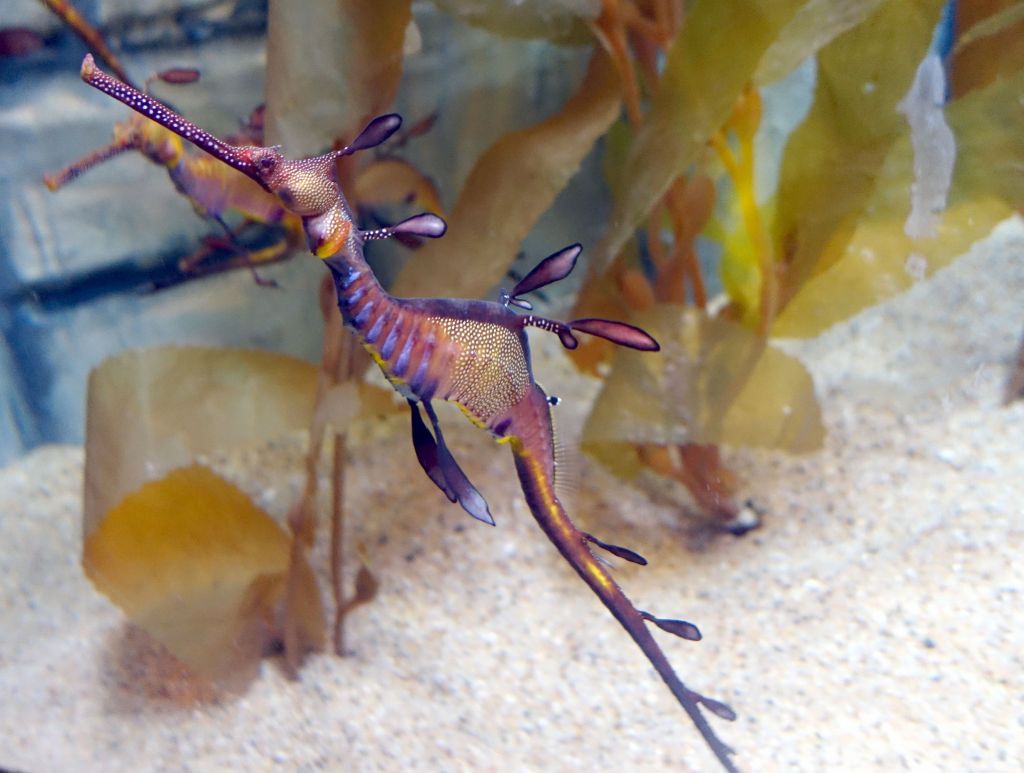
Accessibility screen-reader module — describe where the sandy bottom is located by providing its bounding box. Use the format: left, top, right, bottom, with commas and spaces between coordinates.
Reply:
2, 219, 1023, 772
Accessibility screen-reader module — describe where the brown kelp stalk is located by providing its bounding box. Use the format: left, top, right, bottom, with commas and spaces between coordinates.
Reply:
586, 0, 749, 528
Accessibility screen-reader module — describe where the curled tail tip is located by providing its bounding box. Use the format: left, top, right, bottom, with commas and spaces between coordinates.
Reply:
718, 750, 741, 773
692, 692, 740, 771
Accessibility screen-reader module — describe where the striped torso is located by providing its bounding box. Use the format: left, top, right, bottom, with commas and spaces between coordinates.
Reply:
332, 260, 534, 433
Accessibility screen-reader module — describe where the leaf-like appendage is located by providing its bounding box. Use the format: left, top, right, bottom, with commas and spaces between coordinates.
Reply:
341, 113, 402, 156
510, 243, 581, 300
700, 696, 738, 722
156, 67, 200, 85
584, 532, 648, 566
570, 318, 659, 351
641, 612, 702, 642
409, 402, 456, 501
391, 213, 448, 239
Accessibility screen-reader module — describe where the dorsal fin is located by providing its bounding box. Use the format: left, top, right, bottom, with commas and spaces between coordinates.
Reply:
546, 392, 581, 503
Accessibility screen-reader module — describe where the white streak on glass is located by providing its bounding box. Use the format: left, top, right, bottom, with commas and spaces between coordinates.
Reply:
897, 53, 956, 239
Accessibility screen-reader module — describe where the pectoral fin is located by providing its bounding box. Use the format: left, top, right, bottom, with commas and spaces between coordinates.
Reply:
409, 400, 455, 501
423, 402, 495, 526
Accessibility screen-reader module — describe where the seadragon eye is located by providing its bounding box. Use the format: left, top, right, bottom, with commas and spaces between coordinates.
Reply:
258, 155, 277, 174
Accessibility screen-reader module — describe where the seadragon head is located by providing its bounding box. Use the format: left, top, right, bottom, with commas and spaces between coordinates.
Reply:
238, 145, 341, 218
78, 55, 420, 260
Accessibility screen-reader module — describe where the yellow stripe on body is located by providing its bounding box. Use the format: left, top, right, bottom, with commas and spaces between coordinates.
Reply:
313, 211, 352, 259
362, 342, 410, 391
456, 402, 491, 431
512, 440, 614, 593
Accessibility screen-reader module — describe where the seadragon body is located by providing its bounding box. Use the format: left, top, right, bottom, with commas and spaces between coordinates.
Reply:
44, 104, 286, 228
78, 54, 739, 771
45, 73, 298, 285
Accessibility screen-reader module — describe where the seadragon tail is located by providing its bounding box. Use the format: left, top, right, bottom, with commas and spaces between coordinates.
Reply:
506, 388, 738, 771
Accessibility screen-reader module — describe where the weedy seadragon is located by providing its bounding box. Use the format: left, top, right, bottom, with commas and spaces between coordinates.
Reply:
77, 54, 739, 771
44, 68, 300, 287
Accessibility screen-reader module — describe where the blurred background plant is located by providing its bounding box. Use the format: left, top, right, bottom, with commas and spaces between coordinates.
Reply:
2, 0, 1022, 686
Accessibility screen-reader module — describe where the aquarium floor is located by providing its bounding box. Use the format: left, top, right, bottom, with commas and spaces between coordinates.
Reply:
2, 219, 1023, 772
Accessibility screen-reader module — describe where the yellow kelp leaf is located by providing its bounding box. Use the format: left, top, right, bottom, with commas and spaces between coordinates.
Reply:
597, 0, 805, 272
946, 66, 1024, 209
774, 199, 1014, 336
582, 307, 691, 450
775, 64, 1024, 336
265, 0, 412, 154
771, 0, 944, 299
583, 305, 823, 464
84, 347, 318, 538
84, 465, 323, 689
432, 0, 597, 43
353, 157, 445, 215
754, 0, 886, 86
713, 335, 823, 451
392, 48, 621, 299
600, 117, 632, 201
